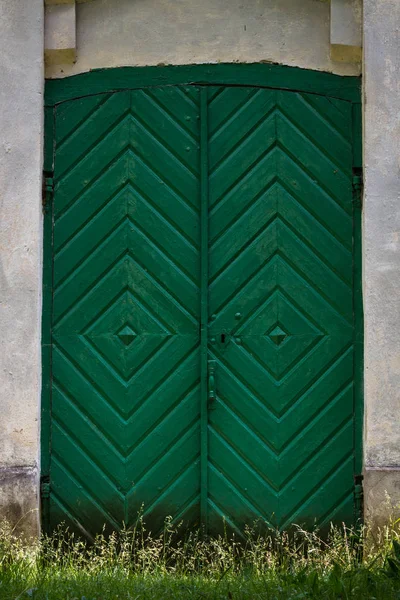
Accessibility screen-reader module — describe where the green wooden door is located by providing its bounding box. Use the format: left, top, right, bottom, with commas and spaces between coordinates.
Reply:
49, 88, 202, 536
44, 80, 361, 537
207, 87, 356, 532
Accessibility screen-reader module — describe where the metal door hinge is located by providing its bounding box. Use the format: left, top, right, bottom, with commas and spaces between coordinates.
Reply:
354, 473, 364, 523
352, 169, 363, 209
40, 477, 51, 499
42, 174, 54, 214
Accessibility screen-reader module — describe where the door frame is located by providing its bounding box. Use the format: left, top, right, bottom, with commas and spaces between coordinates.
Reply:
42, 63, 363, 530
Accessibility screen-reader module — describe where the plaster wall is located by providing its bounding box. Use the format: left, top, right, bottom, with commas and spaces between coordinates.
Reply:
45, 0, 361, 79
0, 0, 44, 536
363, 0, 400, 525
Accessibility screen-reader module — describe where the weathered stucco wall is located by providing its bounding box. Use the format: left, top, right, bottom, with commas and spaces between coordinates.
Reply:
45, 0, 361, 79
0, 0, 44, 536
363, 0, 400, 525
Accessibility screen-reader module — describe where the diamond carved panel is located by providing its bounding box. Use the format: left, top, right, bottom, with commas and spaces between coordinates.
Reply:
240, 288, 324, 381
84, 288, 172, 381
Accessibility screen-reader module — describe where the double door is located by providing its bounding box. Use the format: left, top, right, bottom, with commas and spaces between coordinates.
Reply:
46, 84, 358, 538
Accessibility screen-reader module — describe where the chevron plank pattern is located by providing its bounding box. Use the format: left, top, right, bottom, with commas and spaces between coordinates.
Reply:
48, 84, 357, 538
207, 87, 355, 533
50, 88, 201, 538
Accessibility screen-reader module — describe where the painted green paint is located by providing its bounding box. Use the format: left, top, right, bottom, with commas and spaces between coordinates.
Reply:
206, 86, 357, 532
42, 65, 362, 538
47, 88, 202, 538
45, 64, 361, 108
199, 88, 210, 530
352, 103, 364, 482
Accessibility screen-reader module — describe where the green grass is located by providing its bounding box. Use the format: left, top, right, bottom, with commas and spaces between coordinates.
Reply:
2, 517, 400, 599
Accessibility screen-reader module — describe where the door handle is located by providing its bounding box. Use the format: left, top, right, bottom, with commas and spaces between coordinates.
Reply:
208, 360, 216, 403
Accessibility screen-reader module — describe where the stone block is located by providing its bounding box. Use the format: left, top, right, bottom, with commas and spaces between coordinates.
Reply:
45, 3, 76, 65
45, 0, 74, 5
330, 0, 362, 62
364, 469, 400, 529
0, 467, 39, 539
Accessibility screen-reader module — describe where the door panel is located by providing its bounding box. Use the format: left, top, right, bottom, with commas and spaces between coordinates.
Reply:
207, 87, 355, 532
49, 88, 201, 537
